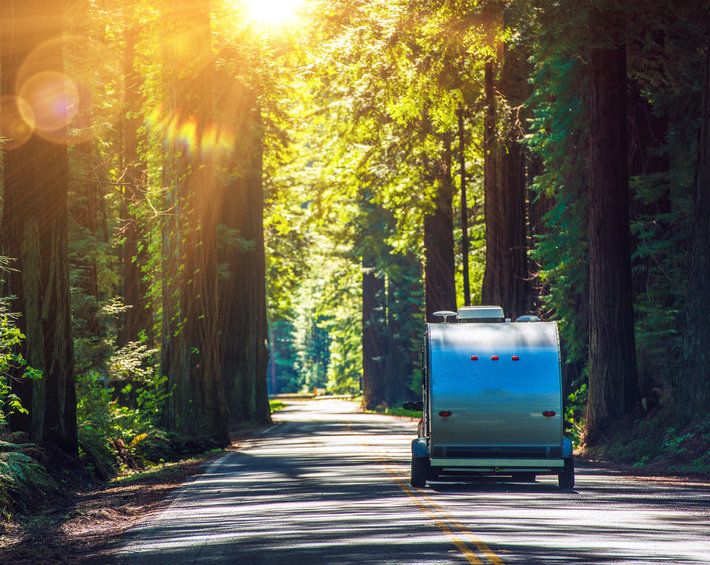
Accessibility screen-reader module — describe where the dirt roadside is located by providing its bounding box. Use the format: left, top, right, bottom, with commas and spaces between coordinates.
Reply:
1, 453, 217, 564
0, 424, 267, 564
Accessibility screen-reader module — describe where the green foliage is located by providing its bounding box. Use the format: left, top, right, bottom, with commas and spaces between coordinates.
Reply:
0, 258, 35, 424
75, 342, 169, 478
0, 444, 57, 515
268, 400, 285, 413
586, 414, 710, 475
564, 383, 587, 447
382, 407, 422, 419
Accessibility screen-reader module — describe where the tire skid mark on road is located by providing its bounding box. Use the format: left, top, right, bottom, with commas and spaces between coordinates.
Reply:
357, 432, 504, 565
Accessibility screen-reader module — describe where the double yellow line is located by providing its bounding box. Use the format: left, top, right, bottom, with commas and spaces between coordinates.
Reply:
379, 460, 504, 565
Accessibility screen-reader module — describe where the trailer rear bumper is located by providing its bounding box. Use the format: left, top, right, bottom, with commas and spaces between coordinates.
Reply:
430, 458, 564, 471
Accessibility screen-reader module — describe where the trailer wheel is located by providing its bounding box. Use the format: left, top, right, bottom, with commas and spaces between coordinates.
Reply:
411, 456, 430, 488
558, 458, 575, 489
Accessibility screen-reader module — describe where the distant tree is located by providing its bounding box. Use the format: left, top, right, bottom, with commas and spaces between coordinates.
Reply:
0, 0, 77, 452
424, 135, 457, 321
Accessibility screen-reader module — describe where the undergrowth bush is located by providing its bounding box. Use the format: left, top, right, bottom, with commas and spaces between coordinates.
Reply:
0, 439, 57, 517
76, 341, 172, 478
584, 412, 710, 475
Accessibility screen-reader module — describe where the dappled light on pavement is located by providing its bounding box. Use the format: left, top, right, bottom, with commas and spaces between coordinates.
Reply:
116, 400, 710, 564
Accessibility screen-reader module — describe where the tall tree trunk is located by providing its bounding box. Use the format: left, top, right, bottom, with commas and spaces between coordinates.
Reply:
218, 89, 270, 425
482, 47, 529, 319
120, 19, 151, 345
680, 40, 710, 421
458, 105, 471, 306
586, 29, 639, 443
482, 58, 501, 309
384, 253, 422, 404
424, 134, 457, 321
1, 0, 77, 453
163, 1, 229, 444
362, 258, 386, 410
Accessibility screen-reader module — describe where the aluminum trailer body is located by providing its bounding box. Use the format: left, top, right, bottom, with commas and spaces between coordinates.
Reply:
409, 306, 574, 489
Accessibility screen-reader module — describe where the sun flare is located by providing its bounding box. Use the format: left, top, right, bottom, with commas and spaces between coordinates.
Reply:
242, 0, 305, 28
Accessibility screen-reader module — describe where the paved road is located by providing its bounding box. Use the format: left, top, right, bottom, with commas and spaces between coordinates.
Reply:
116, 399, 710, 564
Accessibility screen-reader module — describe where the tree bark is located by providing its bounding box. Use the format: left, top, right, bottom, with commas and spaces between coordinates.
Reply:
362, 258, 386, 410
680, 39, 710, 421
458, 105, 471, 306
482, 58, 501, 309
424, 134, 457, 321
384, 253, 422, 404
586, 35, 639, 443
217, 87, 271, 425
163, 1, 229, 444
482, 47, 529, 319
1, 0, 77, 453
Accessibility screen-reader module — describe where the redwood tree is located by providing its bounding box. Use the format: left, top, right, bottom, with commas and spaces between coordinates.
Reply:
585, 9, 639, 442
482, 45, 530, 320
1, 0, 77, 452
680, 39, 710, 421
217, 85, 270, 425
424, 135, 457, 321
162, 1, 229, 444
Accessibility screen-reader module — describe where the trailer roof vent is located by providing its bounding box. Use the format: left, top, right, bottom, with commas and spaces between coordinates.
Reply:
516, 315, 541, 322
433, 310, 458, 323
457, 306, 505, 323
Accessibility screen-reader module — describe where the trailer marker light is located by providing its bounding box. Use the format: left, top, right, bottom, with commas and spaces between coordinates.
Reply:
512, 355, 520, 361
439, 411, 452, 417
470, 355, 478, 361
491, 355, 499, 361
542, 411, 556, 417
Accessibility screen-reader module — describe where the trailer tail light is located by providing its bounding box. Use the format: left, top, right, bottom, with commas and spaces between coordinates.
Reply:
512, 355, 520, 361
470, 355, 478, 361
542, 411, 556, 417
439, 411, 452, 417
491, 355, 499, 361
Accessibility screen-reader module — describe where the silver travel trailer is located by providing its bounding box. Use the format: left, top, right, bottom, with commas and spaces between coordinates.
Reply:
406, 306, 574, 489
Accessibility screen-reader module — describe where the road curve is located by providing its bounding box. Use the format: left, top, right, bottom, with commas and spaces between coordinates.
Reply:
114, 399, 710, 564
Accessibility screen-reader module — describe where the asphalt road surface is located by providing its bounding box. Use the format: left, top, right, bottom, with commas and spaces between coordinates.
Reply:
115, 399, 710, 564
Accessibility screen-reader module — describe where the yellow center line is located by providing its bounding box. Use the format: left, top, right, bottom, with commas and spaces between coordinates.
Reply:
357, 432, 504, 565
417, 491, 505, 565
384, 465, 483, 565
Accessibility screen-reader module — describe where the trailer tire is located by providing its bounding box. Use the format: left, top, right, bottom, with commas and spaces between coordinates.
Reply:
411, 456, 430, 488
558, 458, 575, 489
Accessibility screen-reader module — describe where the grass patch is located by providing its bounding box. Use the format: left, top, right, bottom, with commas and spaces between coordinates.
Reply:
364, 405, 422, 418
269, 400, 285, 413
111, 449, 224, 486
384, 407, 423, 418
